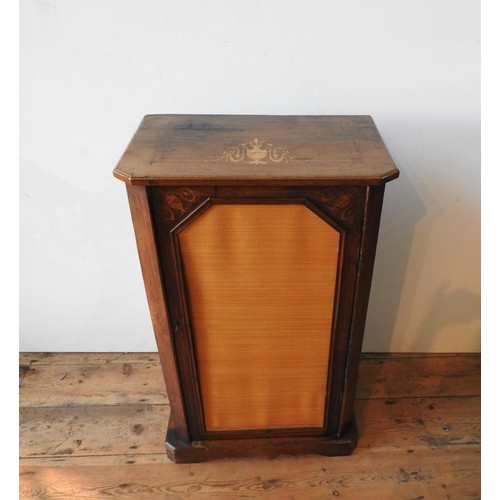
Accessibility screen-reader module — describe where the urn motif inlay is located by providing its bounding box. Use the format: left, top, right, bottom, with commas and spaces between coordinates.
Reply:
217, 138, 296, 165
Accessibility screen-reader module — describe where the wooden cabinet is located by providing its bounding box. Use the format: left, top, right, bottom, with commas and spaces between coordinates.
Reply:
114, 115, 399, 462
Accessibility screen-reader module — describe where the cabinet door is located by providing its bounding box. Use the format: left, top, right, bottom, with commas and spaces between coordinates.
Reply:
150, 186, 365, 440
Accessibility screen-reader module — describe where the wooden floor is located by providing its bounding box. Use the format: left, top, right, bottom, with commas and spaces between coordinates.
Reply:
19, 353, 480, 499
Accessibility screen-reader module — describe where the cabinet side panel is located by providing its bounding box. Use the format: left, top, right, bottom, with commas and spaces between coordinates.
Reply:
178, 204, 340, 431
126, 185, 189, 440
339, 184, 386, 433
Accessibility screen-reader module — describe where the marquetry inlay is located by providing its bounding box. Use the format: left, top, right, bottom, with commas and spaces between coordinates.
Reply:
217, 138, 296, 165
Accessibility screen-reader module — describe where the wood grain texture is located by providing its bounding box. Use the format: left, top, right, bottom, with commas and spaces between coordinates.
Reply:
19, 352, 160, 365
19, 359, 168, 407
19, 396, 479, 463
339, 184, 385, 433
20, 447, 480, 499
19, 353, 480, 498
113, 115, 399, 186
178, 204, 339, 431
20, 405, 169, 459
19, 354, 480, 408
150, 184, 366, 445
356, 355, 481, 399
126, 185, 189, 441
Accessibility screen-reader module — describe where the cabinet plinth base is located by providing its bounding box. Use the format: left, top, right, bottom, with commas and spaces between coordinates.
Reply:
165, 421, 358, 463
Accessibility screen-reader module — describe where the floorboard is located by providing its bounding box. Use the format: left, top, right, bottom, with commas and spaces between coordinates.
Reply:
19, 353, 480, 499
19, 447, 480, 499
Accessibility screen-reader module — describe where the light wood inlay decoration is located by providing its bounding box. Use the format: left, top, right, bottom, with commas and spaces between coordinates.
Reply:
178, 204, 340, 431
217, 137, 296, 164
112, 115, 400, 186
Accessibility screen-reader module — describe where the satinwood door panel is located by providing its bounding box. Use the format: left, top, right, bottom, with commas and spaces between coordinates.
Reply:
179, 203, 339, 432
150, 187, 365, 440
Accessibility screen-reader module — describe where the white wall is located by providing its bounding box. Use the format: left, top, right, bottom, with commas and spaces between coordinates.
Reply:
20, 0, 480, 352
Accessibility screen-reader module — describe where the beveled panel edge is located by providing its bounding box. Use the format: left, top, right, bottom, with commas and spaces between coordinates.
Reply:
113, 168, 400, 187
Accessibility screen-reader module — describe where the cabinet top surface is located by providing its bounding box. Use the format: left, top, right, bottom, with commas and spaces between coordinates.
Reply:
113, 115, 399, 186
